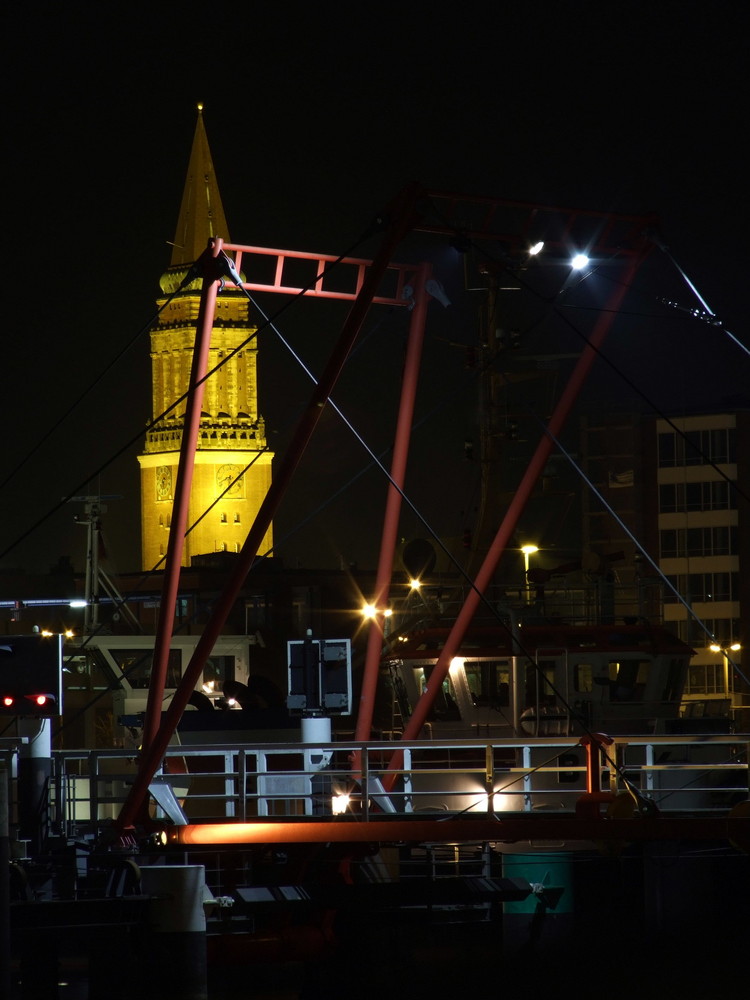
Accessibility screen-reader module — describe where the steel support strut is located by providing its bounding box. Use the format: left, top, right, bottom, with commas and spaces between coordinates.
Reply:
355, 262, 432, 748
384, 241, 653, 786
140, 240, 225, 757
114, 184, 424, 836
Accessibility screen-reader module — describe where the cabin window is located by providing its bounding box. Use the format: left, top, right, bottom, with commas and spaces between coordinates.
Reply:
574, 664, 593, 692
114, 648, 182, 690
608, 660, 650, 701
525, 661, 556, 708
464, 659, 510, 706
662, 658, 684, 701
414, 666, 461, 721
201, 655, 236, 700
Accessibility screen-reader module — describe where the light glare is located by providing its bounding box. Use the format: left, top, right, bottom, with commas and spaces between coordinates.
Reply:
571, 253, 589, 270
331, 793, 350, 815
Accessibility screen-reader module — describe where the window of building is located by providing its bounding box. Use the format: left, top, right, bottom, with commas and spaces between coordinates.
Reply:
660, 526, 737, 558
246, 593, 272, 629
659, 481, 732, 513
673, 617, 740, 645
663, 572, 739, 603
658, 427, 736, 468
685, 662, 725, 695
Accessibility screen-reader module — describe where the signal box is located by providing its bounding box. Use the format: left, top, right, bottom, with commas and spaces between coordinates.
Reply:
0, 633, 64, 717
287, 636, 352, 715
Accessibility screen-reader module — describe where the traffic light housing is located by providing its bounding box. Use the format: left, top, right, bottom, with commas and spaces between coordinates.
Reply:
0, 634, 63, 717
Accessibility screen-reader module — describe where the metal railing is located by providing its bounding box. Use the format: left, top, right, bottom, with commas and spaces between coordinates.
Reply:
3, 734, 739, 841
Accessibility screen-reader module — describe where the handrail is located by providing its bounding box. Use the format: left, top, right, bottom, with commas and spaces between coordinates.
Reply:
5, 733, 742, 842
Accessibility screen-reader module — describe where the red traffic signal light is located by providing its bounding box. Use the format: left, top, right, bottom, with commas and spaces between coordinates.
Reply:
0, 693, 56, 710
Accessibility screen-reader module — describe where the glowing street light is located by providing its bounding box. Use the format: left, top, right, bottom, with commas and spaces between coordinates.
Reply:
709, 642, 742, 700
521, 544, 539, 604
571, 253, 589, 270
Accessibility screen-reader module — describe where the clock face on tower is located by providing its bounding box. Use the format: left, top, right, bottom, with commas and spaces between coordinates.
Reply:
156, 466, 172, 500
216, 464, 243, 498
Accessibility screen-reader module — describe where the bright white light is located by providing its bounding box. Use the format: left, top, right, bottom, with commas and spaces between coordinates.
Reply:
362, 603, 377, 619
69, 599, 87, 608
571, 253, 589, 270
383, 608, 393, 618
728, 643, 742, 652
529, 241, 544, 255
521, 544, 539, 556
409, 578, 421, 590
331, 793, 350, 815
709, 644, 722, 653
449, 656, 465, 676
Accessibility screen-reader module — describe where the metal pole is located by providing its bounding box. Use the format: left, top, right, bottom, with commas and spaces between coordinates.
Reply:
0, 761, 10, 1000
355, 262, 432, 745
140, 240, 224, 756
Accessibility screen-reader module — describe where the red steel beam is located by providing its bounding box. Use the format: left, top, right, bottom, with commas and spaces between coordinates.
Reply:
141, 240, 224, 756
355, 262, 432, 747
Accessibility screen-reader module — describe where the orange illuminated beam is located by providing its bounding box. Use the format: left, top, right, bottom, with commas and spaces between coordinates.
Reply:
169, 815, 745, 848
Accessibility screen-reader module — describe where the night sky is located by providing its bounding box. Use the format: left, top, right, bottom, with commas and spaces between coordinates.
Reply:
3, 4, 747, 581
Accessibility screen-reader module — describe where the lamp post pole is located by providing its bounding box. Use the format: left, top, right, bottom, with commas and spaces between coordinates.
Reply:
521, 545, 538, 604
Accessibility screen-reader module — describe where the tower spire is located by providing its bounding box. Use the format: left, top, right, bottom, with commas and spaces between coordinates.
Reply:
140, 108, 273, 572
170, 104, 231, 266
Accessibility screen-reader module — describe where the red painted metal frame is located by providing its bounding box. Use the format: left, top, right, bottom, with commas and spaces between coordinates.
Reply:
383, 242, 653, 785
227, 244, 416, 305
117, 184, 667, 843
114, 184, 424, 836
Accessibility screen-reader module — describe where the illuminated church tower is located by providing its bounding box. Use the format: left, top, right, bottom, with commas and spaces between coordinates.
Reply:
138, 107, 273, 570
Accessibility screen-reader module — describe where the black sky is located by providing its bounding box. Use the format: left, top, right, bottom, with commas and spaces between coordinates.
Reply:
3, 3, 747, 579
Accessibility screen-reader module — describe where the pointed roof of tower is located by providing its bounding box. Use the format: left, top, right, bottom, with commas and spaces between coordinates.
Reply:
170, 104, 231, 266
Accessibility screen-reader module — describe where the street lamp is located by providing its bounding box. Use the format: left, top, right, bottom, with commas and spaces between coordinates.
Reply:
521, 545, 538, 604
709, 642, 741, 701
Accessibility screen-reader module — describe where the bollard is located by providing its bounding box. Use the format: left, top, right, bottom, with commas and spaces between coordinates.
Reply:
139, 864, 208, 1000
